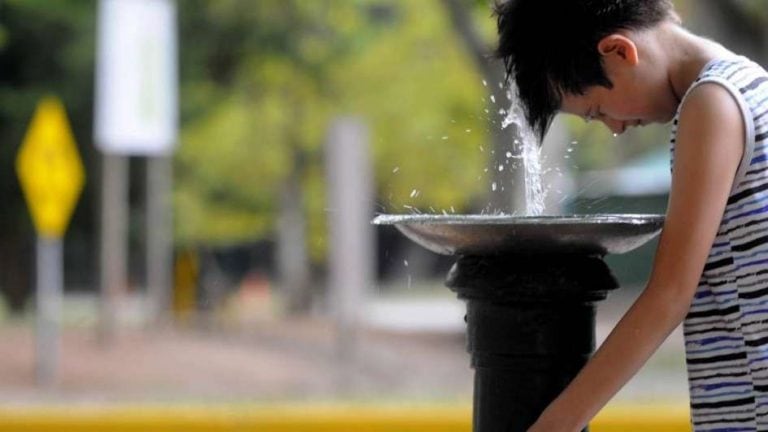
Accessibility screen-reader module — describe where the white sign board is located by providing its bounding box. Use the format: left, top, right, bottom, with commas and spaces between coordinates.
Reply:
94, 0, 178, 155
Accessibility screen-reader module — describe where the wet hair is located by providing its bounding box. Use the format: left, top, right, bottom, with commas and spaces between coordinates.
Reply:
494, 0, 677, 139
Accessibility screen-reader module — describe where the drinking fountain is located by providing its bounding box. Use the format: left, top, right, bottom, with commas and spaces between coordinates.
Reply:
373, 214, 664, 432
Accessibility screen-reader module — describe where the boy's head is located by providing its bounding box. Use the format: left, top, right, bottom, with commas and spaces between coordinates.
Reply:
494, 0, 679, 139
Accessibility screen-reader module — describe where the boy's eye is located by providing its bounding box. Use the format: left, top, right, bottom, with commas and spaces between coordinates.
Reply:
585, 108, 605, 123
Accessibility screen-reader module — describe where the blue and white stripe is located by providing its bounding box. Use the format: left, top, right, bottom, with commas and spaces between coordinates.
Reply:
671, 57, 768, 431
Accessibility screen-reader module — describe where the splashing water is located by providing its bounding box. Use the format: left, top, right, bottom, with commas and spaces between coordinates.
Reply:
502, 87, 546, 216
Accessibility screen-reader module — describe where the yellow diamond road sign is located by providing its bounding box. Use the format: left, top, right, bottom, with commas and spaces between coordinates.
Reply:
16, 97, 85, 239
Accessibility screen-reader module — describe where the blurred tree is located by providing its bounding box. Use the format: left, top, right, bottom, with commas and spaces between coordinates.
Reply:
687, 0, 768, 64
178, 0, 330, 313
175, 0, 488, 312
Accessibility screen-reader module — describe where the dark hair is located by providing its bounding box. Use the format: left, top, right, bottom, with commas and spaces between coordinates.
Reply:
494, 0, 676, 139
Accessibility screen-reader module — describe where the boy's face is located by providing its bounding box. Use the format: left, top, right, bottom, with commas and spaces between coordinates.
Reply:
559, 33, 679, 134
560, 82, 674, 135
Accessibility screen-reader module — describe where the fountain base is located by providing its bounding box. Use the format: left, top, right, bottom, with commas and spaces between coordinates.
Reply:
447, 254, 619, 432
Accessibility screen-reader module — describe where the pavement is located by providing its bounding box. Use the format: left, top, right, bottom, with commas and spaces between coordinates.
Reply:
0, 282, 688, 406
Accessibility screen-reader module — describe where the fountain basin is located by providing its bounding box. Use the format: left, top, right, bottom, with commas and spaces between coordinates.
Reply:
372, 214, 664, 256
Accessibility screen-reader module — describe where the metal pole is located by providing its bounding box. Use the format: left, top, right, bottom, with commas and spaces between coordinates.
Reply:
325, 118, 375, 373
146, 155, 173, 323
36, 236, 63, 386
99, 152, 129, 344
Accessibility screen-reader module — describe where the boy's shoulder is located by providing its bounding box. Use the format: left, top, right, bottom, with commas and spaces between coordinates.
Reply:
696, 56, 765, 86
678, 56, 767, 119
672, 55, 768, 199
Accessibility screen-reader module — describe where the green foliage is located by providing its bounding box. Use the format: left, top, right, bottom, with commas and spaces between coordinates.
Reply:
736, 0, 768, 22
0, 24, 7, 50
176, 0, 489, 259
332, 1, 487, 213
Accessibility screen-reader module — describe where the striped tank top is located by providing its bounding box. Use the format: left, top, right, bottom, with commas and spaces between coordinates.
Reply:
672, 57, 768, 431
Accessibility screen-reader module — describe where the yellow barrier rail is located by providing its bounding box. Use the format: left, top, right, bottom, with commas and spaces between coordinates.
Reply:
0, 403, 691, 432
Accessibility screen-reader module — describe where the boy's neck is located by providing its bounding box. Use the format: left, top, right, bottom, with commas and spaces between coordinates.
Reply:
659, 22, 737, 102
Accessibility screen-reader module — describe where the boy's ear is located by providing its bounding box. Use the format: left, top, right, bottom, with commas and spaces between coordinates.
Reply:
597, 34, 639, 66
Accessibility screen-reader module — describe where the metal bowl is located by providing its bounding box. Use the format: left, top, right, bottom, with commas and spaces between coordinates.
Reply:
372, 214, 665, 256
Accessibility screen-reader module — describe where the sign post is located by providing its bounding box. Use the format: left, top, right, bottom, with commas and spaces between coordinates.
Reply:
94, 0, 178, 331
16, 97, 85, 386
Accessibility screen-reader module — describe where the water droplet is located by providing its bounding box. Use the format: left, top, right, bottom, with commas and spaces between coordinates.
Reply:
450, 206, 456, 213
613, 133, 618, 137
392, 167, 400, 173
410, 189, 419, 198
466, 129, 472, 133
505, 151, 513, 158
567, 148, 574, 153
404, 260, 409, 267
482, 80, 488, 87
498, 165, 504, 172
442, 136, 449, 140
492, 182, 498, 191
479, 146, 484, 152
490, 95, 496, 103
571, 141, 578, 145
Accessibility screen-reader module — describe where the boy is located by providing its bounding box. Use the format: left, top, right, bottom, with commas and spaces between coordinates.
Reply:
494, 1, 768, 431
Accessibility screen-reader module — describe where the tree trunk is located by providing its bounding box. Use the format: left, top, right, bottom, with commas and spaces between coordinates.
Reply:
0, 233, 32, 313
441, 0, 526, 214
276, 153, 312, 314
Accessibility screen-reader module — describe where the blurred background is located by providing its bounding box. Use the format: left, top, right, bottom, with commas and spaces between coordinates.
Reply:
1, 0, 768, 429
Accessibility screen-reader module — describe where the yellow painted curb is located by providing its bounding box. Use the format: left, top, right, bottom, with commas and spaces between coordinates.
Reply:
592, 404, 692, 432
0, 403, 691, 432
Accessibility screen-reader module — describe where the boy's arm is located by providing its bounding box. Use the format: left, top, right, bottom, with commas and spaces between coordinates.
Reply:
529, 83, 746, 432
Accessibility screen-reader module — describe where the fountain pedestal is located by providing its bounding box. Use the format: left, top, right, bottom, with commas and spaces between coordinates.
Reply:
447, 254, 618, 431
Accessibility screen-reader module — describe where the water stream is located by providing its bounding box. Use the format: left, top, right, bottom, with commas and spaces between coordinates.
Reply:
502, 88, 546, 216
